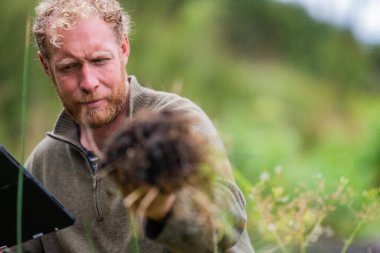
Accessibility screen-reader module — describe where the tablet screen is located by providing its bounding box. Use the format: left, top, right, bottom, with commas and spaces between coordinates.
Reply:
0, 145, 75, 249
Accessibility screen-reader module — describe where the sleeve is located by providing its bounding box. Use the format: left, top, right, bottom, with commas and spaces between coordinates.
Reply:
6, 238, 44, 253
147, 181, 254, 253
146, 104, 255, 253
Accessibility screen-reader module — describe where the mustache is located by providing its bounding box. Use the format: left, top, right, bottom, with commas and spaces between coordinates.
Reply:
76, 93, 109, 103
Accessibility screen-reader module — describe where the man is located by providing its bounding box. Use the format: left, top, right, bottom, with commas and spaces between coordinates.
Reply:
14, 0, 254, 252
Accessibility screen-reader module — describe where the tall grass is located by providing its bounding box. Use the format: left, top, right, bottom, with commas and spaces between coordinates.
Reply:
16, 14, 31, 253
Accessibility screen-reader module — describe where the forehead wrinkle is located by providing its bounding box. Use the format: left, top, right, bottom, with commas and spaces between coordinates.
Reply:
49, 40, 84, 63
57, 36, 115, 58
46, 18, 121, 64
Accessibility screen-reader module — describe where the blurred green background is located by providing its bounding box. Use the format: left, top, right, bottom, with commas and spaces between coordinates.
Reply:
2, 0, 380, 249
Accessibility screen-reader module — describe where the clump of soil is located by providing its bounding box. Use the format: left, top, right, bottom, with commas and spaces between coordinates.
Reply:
100, 110, 211, 194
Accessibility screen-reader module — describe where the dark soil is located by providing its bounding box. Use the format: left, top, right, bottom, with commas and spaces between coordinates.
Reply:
100, 110, 211, 194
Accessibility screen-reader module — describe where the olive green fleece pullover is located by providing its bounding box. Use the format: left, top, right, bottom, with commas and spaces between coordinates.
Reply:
15, 76, 254, 253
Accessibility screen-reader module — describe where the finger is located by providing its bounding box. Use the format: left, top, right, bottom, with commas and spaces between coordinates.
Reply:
136, 187, 159, 218
123, 188, 146, 209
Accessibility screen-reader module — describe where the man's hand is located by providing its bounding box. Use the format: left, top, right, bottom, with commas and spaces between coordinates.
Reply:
122, 186, 176, 221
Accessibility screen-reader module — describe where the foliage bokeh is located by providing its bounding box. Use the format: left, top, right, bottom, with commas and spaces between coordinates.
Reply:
1, 0, 380, 251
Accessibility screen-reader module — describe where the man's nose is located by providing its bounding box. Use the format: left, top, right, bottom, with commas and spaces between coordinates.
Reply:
79, 63, 99, 92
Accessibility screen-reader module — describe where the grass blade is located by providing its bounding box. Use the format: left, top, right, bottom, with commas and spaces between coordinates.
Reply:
17, 13, 31, 253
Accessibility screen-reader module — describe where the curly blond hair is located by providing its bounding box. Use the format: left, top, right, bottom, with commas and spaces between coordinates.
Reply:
33, 0, 131, 59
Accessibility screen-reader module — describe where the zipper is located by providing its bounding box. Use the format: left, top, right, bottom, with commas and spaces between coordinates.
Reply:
92, 174, 104, 221
92, 175, 97, 190
47, 133, 104, 221
78, 148, 104, 221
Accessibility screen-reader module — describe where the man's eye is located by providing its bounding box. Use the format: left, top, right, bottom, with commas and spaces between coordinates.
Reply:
60, 64, 77, 72
93, 58, 109, 65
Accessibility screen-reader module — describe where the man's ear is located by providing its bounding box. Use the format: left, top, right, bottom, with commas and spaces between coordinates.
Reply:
38, 52, 51, 76
120, 35, 130, 65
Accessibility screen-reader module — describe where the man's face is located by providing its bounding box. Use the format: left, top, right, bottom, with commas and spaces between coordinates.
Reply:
41, 17, 130, 128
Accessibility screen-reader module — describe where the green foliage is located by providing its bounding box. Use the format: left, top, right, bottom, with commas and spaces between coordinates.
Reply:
2, 0, 380, 248
240, 168, 380, 253
221, 0, 372, 90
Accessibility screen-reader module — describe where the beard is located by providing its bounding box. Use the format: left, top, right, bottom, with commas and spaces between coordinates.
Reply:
56, 76, 128, 128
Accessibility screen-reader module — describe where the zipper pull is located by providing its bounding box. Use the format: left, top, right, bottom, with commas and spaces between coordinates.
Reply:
92, 175, 97, 190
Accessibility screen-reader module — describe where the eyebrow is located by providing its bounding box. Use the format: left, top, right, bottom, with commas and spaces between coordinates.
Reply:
92, 51, 113, 58
56, 58, 75, 67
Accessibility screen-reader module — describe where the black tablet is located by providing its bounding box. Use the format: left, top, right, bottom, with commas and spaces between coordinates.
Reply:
0, 145, 75, 249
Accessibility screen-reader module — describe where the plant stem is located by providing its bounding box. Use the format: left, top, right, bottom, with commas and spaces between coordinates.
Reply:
84, 223, 95, 253
300, 238, 306, 253
17, 14, 31, 253
271, 230, 291, 253
340, 219, 365, 253
302, 212, 327, 252
129, 213, 141, 253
